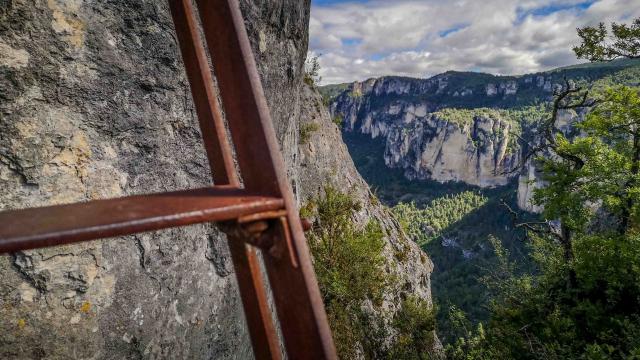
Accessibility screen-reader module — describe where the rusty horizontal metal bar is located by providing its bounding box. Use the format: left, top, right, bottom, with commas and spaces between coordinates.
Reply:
0, 186, 284, 254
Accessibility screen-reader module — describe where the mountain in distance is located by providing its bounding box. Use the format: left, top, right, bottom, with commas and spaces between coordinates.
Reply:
319, 58, 640, 341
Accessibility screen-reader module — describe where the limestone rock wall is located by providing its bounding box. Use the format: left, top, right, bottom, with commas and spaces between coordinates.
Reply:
330, 78, 521, 188
517, 160, 544, 213
327, 74, 600, 210
0, 0, 436, 358
0, 1, 306, 358
515, 109, 581, 213
384, 114, 519, 187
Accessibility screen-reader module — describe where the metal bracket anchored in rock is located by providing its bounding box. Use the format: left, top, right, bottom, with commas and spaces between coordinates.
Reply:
219, 210, 311, 268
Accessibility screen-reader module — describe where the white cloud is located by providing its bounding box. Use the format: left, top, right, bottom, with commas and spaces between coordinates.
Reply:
310, 0, 640, 84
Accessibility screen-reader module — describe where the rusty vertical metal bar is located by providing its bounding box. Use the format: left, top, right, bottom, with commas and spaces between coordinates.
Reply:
168, 0, 238, 186
195, 0, 337, 358
226, 240, 283, 359
168, 2, 282, 359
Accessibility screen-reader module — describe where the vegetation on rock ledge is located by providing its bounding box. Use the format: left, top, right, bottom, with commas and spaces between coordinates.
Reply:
306, 186, 438, 359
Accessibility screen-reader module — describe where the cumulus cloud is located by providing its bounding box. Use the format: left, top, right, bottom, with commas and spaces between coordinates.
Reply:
310, 0, 640, 84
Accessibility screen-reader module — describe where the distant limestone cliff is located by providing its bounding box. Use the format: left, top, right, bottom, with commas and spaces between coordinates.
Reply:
383, 109, 518, 188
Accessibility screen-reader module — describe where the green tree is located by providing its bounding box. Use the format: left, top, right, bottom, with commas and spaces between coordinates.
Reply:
532, 85, 640, 241
308, 187, 440, 359
388, 296, 438, 360
448, 17, 640, 359
581, 86, 640, 233
305, 186, 389, 358
574, 18, 640, 61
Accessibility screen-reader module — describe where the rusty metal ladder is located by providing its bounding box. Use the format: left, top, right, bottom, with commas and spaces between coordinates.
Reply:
0, 0, 337, 358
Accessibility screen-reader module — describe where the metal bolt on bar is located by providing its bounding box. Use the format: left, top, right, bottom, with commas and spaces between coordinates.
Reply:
0, 0, 337, 359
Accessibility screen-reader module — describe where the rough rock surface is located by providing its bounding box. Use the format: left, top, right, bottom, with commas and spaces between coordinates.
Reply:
0, 0, 435, 358
384, 113, 519, 187
517, 160, 544, 213
516, 109, 581, 213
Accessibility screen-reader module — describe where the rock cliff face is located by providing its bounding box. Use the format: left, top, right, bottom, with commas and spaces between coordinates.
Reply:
384, 113, 519, 187
517, 160, 545, 213
0, 1, 435, 358
331, 77, 521, 188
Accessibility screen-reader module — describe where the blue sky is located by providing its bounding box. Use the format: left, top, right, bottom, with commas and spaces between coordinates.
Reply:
309, 0, 640, 84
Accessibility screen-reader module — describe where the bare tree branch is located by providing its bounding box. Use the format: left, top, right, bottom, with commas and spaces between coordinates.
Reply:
500, 199, 563, 242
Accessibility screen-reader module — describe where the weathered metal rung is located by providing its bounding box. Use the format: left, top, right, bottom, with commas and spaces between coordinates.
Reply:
0, 186, 284, 254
